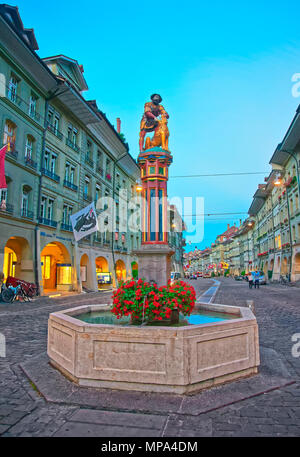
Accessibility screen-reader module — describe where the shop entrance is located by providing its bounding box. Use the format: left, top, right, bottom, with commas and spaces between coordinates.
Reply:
3, 237, 34, 282
95, 256, 111, 289
115, 259, 126, 283
41, 242, 72, 293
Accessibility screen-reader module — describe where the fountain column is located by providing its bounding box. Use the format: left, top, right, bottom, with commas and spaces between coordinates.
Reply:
133, 147, 174, 287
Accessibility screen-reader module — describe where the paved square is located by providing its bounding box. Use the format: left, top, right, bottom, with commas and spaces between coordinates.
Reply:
0, 279, 300, 437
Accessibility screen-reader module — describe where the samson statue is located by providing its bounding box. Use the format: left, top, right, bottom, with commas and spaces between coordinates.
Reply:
139, 94, 170, 152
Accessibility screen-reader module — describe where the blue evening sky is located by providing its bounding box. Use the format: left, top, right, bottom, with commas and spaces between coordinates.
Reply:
14, 0, 300, 251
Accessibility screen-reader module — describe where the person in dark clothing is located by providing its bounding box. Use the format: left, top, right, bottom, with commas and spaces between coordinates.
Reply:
247, 271, 253, 289
254, 270, 260, 289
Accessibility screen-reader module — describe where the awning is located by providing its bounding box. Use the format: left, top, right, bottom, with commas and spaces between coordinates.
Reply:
57, 84, 100, 125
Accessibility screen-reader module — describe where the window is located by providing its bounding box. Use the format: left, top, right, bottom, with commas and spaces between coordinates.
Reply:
53, 114, 60, 134
7, 73, 19, 102
21, 190, 29, 216
40, 196, 47, 218
68, 123, 78, 146
87, 140, 92, 157
63, 204, 73, 225
50, 154, 57, 174
3, 120, 16, 149
44, 149, 57, 173
149, 166, 155, 174
95, 184, 101, 202
25, 135, 34, 159
47, 108, 54, 125
0, 189, 7, 203
47, 199, 54, 220
29, 93, 38, 118
84, 176, 90, 197
41, 255, 51, 280
65, 162, 75, 184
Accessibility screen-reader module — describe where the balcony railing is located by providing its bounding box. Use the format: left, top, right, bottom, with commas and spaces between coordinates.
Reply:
85, 155, 94, 168
61, 223, 73, 232
38, 217, 57, 228
21, 209, 34, 220
6, 92, 43, 125
24, 155, 37, 170
0, 203, 14, 215
66, 138, 80, 153
47, 123, 63, 140
41, 168, 60, 183
63, 179, 78, 192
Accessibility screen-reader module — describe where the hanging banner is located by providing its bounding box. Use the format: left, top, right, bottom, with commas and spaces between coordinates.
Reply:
0, 144, 8, 190
70, 202, 99, 242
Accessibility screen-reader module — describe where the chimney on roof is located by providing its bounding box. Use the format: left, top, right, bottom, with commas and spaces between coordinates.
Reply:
116, 118, 121, 133
227, 223, 230, 230
239, 219, 242, 225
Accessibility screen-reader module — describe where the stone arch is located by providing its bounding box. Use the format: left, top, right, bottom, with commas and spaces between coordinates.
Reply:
95, 256, 111, 289
293, 252, 300, 280
40, 241, 72, 292
80, 253, 94, 290
115, 259, 126, 282
131, 261, 138, 279
282, 256, 288, 276
3, 236, 34, 282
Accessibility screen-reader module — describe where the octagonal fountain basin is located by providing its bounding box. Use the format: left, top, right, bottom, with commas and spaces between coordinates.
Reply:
48, 303, 260, 394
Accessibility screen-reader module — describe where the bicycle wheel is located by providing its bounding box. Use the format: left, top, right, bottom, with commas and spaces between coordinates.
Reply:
1, 288, 14, 303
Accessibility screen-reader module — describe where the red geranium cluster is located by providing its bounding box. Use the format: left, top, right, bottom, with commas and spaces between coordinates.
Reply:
111, 278, 196, 323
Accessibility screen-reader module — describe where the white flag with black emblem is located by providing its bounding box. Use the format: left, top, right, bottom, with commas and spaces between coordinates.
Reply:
70, 202, 99, 241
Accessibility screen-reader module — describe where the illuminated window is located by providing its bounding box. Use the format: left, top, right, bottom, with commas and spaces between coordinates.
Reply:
41, 255, 51, 280
56, 264, 72, 285
3, 247, 17, 280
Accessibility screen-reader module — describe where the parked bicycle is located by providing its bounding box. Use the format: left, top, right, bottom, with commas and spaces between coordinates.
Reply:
1, 283, 31, 303
279, 274, 290, 285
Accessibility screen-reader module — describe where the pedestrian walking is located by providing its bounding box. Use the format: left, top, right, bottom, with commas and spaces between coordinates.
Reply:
247, 271, 253, 289
254, 270, 260, 289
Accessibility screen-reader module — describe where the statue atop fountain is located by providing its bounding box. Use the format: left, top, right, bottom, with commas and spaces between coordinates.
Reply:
134, 94, 174, 287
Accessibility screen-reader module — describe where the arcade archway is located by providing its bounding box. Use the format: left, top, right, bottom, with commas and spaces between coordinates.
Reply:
115, 259, 126, 282
3, 236, 34, 282
95, 256, 111, 289
41, 242, 72, 292
131, 261, 138, 279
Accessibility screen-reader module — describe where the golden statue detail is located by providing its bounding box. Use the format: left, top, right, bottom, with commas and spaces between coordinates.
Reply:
139, 94, 169, 152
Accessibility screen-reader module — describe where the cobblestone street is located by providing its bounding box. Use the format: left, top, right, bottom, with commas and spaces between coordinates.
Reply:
0, 278, 299, 437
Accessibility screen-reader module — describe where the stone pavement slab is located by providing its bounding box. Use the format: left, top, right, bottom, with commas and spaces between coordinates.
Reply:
1, 277, 300, 437
53, 408, 167, 437
20, 344, 295, 417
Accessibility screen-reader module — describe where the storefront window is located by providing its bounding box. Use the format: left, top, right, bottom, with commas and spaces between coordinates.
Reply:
41, 255, 51, 280
56, 264, 72, 285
